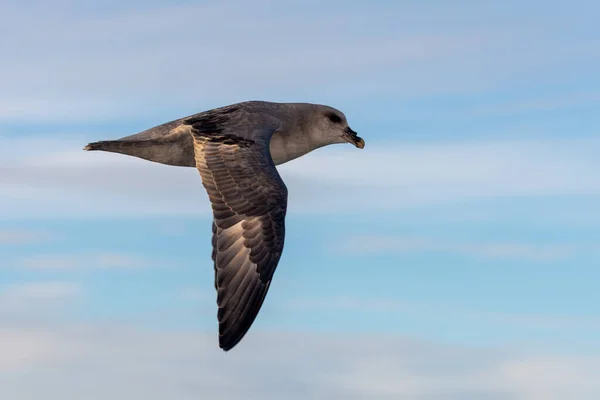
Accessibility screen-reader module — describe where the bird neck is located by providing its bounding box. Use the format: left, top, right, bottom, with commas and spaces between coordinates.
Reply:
268, 128, 319, 166
267, 103, 334, 166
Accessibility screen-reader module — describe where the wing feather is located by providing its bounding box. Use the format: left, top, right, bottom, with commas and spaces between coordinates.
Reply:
187, 108, 287, 351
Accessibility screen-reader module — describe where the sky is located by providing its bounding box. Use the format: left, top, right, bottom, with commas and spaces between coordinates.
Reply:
1, 0, 600, 398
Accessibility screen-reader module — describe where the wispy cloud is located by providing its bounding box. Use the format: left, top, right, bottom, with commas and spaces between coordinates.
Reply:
17, 253, 150, 270
464, 91, 600, 118
1, 0, 597, 121
285, 295, 600, 331
1, 282, 80, 301
0, 1, 476, 120
0, 320, 599, 399
340, 235, 598, 262
1, 136, 599, 218
0, 281, 82, 318
0, 230, 51, 244
285, 296, 411, 313
0, 329, 77, 373
179, 287, 213, 302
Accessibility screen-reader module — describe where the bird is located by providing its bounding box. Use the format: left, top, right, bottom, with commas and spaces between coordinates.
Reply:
83, 100, 365, 351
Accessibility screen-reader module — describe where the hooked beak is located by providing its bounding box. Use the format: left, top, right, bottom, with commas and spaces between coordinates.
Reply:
343, 127, 365, 149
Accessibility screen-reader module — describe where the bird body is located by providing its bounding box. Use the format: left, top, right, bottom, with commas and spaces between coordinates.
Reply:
84, 100, 364, 351
84, 101, 363, 167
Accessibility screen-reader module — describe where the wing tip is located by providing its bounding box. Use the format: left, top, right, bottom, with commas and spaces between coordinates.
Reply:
219, 334, 245, 352
217, 280, 274, 352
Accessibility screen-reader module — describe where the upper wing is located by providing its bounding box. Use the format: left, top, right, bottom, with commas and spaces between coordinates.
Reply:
185, 108, 287, 351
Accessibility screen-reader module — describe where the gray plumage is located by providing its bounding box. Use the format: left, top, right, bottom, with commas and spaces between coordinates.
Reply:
84, 100, 365, 351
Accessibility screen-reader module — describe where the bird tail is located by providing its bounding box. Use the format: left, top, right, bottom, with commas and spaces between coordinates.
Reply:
83, 140, 154, 152
82, 136, 196, 167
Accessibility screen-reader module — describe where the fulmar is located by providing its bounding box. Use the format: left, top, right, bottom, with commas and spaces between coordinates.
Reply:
83, 100, 365, 351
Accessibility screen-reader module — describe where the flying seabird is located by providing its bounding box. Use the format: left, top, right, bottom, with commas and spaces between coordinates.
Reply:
84, 101, 365, 351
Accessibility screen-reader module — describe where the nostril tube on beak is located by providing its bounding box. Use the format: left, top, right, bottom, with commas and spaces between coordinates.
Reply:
343, 126, 364, 149
345, 127, 358, 136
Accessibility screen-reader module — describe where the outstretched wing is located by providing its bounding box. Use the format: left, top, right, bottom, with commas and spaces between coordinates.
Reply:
185, 108, 287, 351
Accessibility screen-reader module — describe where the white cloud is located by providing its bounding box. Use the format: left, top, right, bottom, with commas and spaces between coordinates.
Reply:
494, 357, 600, 400
0, 0, 596, 120
0, 280, 83, 320
340, 235, 597, 262
0, 282, 81, 316
0, 1, 477, 120
0, 321, 598, 400
464, 91, 600, 118
0, 230, 50, 244
18, 253, 151, 270
1, 282, 80, 301
0, 329, 78, 373
1, 136, 599, 218
285, 137, 600, 194
179, 287, 213, 302
285, 295, 411, 313
284, 295, 600, 332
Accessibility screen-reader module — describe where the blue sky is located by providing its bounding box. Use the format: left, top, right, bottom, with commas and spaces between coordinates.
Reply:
1, 0, 600, 398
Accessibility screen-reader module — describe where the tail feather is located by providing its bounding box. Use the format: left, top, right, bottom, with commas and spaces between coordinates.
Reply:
83, 140, 155, 152
82, 137, 196, 167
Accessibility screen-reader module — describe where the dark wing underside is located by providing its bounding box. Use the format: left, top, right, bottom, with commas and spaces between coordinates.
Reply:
186, 108, 287, 351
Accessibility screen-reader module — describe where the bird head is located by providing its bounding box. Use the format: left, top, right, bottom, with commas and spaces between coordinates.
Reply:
313, 106, 365, 149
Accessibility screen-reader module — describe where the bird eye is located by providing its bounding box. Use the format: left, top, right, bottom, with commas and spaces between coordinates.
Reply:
327, 113, 342, 124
